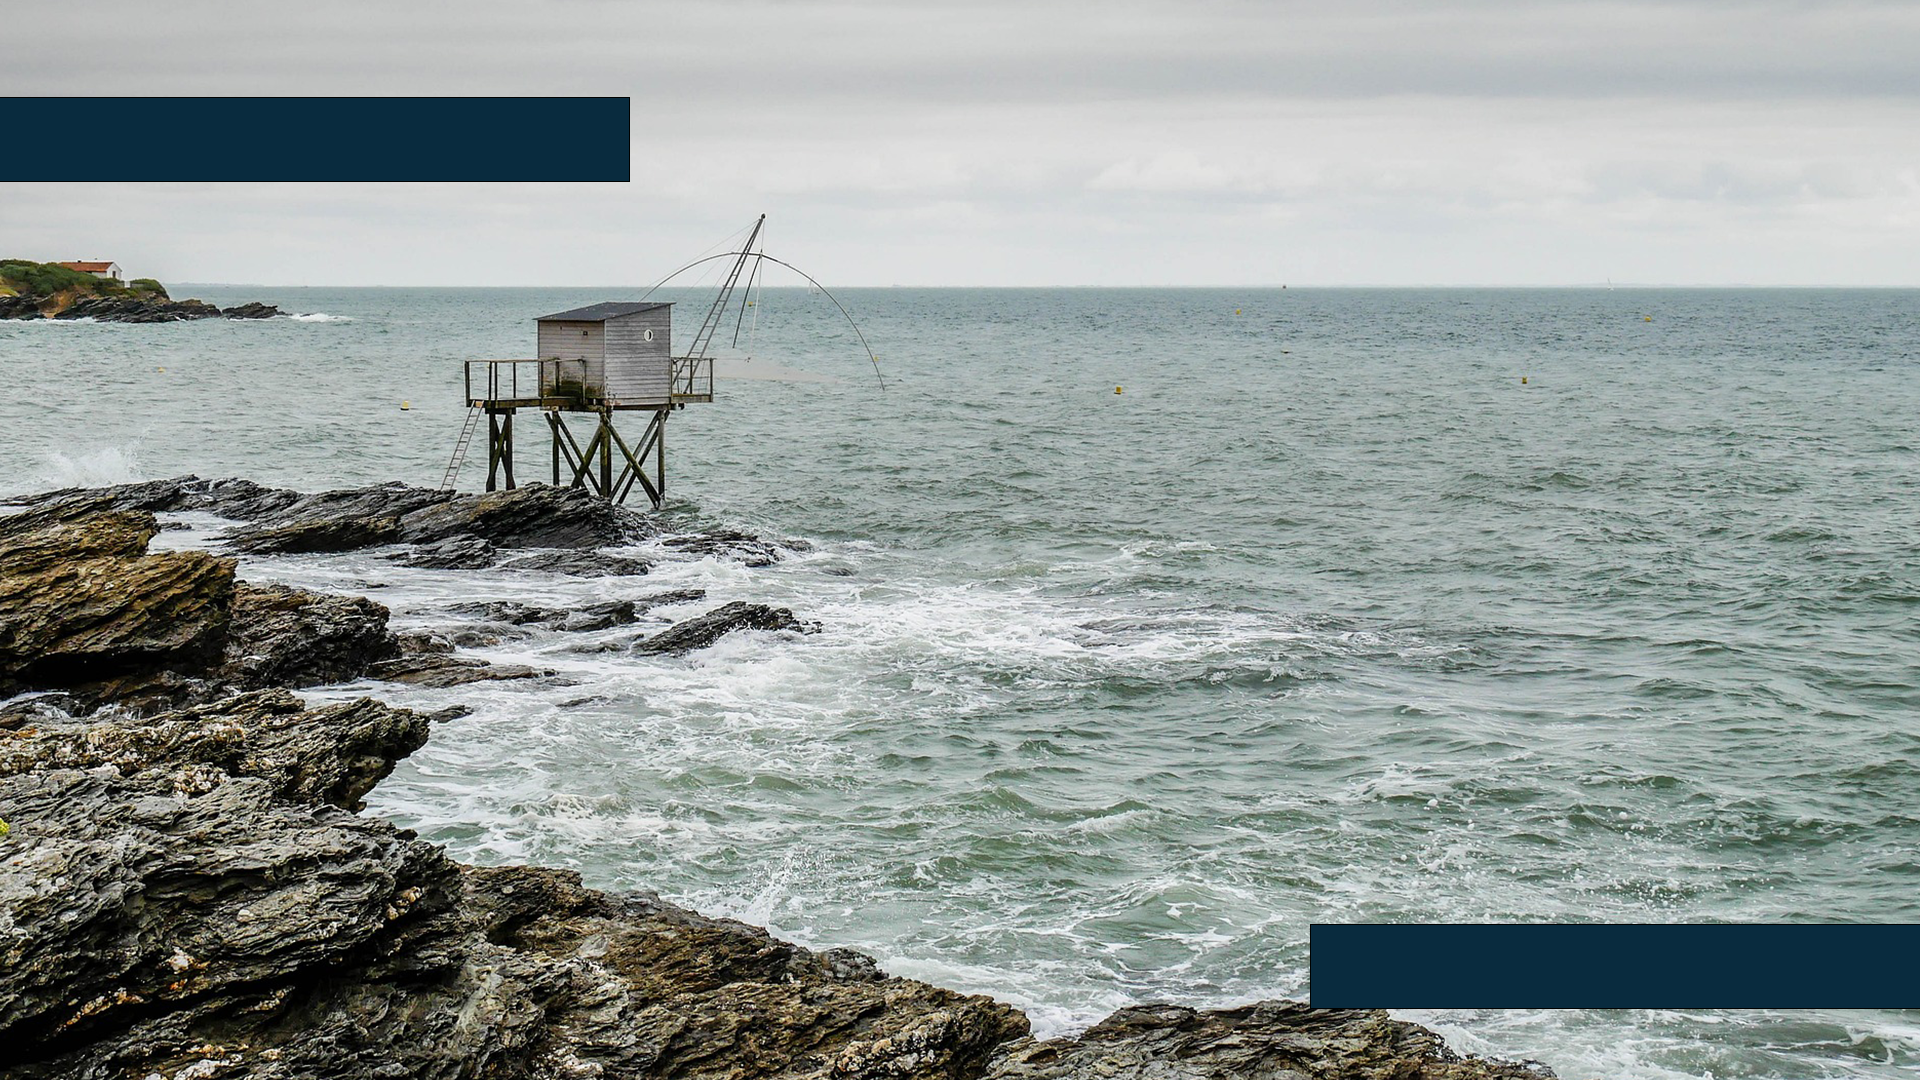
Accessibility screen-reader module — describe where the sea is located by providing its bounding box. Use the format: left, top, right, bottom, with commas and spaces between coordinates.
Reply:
3, 285, 1916, 1079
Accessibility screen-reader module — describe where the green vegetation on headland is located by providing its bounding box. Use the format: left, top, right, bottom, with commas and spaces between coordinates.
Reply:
0, 259, 169, 300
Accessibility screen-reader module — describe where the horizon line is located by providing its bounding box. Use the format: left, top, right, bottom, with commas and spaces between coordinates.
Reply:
168, 281, 1920, 290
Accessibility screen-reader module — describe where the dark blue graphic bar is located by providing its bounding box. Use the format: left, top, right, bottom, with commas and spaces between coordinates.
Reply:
7, 97, 630, 181
1311, 924, 1920, 1007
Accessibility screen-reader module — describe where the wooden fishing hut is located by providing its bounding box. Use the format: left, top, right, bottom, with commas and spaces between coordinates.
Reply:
447, 301, 714, 508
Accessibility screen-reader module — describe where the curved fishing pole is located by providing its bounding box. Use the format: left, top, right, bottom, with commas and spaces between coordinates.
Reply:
640, 251, 886, 390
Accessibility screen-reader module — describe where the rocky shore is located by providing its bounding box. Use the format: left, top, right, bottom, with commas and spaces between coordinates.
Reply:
0, 294, 285, 322
0, 478, 1551, 1079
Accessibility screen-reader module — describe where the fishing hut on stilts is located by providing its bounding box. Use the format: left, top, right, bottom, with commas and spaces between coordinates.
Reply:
442, 217, 768, 507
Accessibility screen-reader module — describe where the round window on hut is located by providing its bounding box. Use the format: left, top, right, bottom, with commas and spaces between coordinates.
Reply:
643, 329, 655, 342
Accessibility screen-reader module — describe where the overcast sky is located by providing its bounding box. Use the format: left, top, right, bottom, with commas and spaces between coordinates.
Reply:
4, 0, 1917, 286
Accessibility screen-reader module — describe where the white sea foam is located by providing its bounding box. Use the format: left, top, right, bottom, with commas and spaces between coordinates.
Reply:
31, 446, 145, 491
287, 312, 352, 322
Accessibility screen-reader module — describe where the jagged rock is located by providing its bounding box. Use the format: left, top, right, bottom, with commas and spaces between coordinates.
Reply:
498, 548, 651, 576
17, 480, 651, 563
394, 534, 499, 569
224, 512, 402, 554
51, 295, 225, 323
397, 485, 645, 549
662, 529, 802, 567
220, 582, 399, 690
221, 301, 282, 319
0, 294, 41, 319
210, 483, 643, 555
630, 588, 709, 611
368, 654, 551, 688
985, 1003, 1549, 1079
0, 689, 430, 811
445, 599, 639, 633
0, 509, 235, 700
9, 476, 301, 521
396, 630, 456, 655
634, 601, 819, 655
0, 767, 458, 1060
0, 509, 402, 711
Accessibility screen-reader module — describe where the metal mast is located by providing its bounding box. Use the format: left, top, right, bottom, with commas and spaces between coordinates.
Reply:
684, 214, 764, 360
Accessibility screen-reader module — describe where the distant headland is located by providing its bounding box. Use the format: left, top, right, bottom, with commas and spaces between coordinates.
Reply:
0, 259, 282, 323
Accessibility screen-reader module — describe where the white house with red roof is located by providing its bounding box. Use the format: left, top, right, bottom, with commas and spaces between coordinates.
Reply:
57, 261, 122, 283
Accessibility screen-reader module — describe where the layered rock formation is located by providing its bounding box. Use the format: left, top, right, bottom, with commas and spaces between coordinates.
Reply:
0, 482, 1554, 1079
0, 293, 284, 323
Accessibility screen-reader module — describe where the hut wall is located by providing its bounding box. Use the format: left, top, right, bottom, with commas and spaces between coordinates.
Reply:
538, 321, 607, 394
603, 308, 673, 402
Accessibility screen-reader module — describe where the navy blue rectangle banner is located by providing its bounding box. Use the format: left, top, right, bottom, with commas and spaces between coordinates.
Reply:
1311, 924, 1920, 1008
6, 97, 630, 181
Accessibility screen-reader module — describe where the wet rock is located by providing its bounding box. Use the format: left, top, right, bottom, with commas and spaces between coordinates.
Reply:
445, 599, 639, 633
220, 582, 399, 690
8, 476, 301, 521
394, 534, 498, 569
0, 508, 404, 711
367, 654, 550, 688
498, 548, 651, 576
0, 689, 430, 811
632, 587, 709, 610
396, 630, 456, 655
634, 601, 820, 655
224, 512, 402, 554
221, 301, 282, 319
50, 295, 225, 322
0, 766, 458, 1059
662, 529, 801, 567
0, 509, 235, 701
985, 1002, 1550, 1080
396, 484, 644, 549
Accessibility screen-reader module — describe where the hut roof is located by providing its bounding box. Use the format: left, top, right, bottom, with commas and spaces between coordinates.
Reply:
536, 302, 670, 323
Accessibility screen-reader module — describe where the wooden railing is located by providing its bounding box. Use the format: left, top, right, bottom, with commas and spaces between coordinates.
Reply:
464, 359, 591, 405
671, 356, 713, 399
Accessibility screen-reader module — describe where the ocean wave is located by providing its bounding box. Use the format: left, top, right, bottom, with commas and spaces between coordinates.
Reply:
27, 447, 146, 492
288, 312, 353, 322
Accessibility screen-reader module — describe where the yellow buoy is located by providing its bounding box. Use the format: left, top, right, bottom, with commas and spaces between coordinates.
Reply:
1114, 386, 1124, 394
1521, 376, 1528, 384
1235, 308, 1242, 315
1644, 315, 1652, 322
400, 400, 411, 410
156, 367, 165, 373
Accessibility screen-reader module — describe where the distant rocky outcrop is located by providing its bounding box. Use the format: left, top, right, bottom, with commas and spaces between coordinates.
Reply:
0, 260, 288, 322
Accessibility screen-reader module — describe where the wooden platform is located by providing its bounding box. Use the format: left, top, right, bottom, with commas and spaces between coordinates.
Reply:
464, 359, 712, 409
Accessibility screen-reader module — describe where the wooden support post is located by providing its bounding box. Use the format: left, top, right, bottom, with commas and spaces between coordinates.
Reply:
502, 410, 514, 490
599, 409, 614, 496
566, 424, 606, 492
484, 408, 516, 491
485, 410, 500, 492
607, 409, 664, 508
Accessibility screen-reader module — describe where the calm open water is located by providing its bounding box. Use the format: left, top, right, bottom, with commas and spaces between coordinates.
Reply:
4, 286, 1917, 1078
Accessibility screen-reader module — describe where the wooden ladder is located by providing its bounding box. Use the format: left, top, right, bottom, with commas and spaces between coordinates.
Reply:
440, 407, 482, 491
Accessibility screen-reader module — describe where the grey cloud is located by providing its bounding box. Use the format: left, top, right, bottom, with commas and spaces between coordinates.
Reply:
2, 1, 1916, 285
5, 1, 1919, 103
